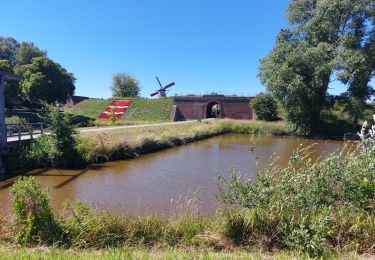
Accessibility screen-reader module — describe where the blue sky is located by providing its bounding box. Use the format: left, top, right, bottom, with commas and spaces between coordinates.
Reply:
2, 0, 346, 98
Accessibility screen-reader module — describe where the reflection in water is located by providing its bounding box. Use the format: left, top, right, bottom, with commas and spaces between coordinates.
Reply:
0, 135, 346, 217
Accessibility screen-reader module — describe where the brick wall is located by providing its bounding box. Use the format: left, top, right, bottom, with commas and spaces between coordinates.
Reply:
172, 96, 253, 121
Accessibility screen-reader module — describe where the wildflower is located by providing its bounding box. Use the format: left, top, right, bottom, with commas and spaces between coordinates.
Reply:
357, 114, 375, 154
358, 121, 368, 140
370, 125, 375, 138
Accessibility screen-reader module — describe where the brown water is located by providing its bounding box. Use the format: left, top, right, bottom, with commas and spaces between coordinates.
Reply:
0, 135, 346, 217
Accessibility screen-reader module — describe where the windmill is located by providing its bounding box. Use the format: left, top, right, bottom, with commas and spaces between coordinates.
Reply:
150, 76, 175, 98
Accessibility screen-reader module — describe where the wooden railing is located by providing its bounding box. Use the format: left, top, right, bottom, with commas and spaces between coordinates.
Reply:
6, 122, 46, 143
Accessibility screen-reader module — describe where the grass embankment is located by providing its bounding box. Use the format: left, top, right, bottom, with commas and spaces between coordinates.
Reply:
123, 98, 174, 122
65, 99, 111, 119
79, 120, 289, 164
65, 98, 174, 126
3, 119, 289, 172
3, 120, 289, 172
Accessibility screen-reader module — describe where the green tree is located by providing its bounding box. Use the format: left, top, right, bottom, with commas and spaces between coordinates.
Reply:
0, 59, 22, 107
0, 36, 19, 64
259, 0, 375, 135
110, 73, 140, 97
15, 41, 47, 67
45, 105, 80, 167
21, 57, 75, 104
251, 93, 278, 121
259, 33, 332, 134
0, 59, 13, 73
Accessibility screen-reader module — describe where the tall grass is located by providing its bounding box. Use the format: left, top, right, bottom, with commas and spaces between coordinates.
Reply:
218, 142, 375, 256
78, 119, 290, 165
61, 201, 211, 249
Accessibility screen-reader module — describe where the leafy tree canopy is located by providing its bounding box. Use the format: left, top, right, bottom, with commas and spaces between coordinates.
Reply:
259, 0, 375, 135
21, 57, 75, 104
0, 36, 19, 65
15, 42, 47, 67
110, 73, 140, 97
1, 36, 75, 106
0, 59, 23, 107
0, 59, 13, 73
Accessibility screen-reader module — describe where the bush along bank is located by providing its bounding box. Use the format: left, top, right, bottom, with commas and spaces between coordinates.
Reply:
4, 119, 290, 172
217, 116, 375, 256
4, 106, 88, 172
1, 118, 374, 257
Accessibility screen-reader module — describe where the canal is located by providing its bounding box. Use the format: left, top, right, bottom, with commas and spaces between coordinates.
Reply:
0, 134, 346, 216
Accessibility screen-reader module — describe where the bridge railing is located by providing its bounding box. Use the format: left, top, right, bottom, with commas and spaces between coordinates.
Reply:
173, 92, 259, 98
6, 122, 47, 143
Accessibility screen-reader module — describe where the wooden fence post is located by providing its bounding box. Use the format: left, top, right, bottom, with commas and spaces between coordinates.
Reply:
18, 125, 22, 145
29, 124, 33, 140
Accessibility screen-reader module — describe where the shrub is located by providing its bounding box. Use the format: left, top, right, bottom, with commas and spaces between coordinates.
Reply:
21, 105, 88, 168
110, 107, 117, 125
10, 176, 61, 244
28, 136, 54, 168
3, 146, 32, 172
219, 142, 374, 214
75, 137, 96, 163
46, 105, 80, 167
250, 93, 278, 121
218, 129, 375, 256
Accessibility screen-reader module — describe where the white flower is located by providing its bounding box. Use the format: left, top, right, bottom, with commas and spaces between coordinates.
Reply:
357, 115, 375, 143
371, 124, 375, 138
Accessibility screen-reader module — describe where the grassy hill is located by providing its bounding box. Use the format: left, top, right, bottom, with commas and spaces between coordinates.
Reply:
123, 98, 173, 122
65, 99, 112, 119
65, 98, 173, 124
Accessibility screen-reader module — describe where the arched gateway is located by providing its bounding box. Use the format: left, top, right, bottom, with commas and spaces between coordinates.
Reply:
171, 94, 254, 121
206, 101, 221, 118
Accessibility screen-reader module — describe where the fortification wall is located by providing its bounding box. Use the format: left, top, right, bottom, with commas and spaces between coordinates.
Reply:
171, 95, 253, 121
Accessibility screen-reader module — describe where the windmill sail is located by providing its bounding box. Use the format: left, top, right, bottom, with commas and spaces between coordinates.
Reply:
150, 77, 175, 97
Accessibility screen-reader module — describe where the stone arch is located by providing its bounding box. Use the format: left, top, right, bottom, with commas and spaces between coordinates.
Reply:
206, 101, 222, 118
